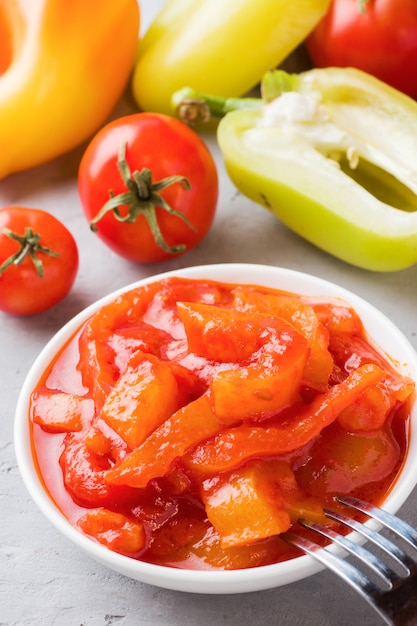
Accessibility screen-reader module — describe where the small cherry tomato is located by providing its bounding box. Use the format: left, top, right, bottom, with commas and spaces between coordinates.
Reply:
0, 207, 78, 316
78, 113, 219, 264
306, 0, 417, 99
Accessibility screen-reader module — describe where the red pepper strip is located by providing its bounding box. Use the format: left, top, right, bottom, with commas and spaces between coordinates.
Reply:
77, 283, 161, 409
78, 508, 145, 555
209, 334, 308, 422
177, 301, 300, 362
183, 363, 386, 476
31, 390, 94, 433
77, 330, 119, 411
59, 434, 139, 508
105, 393, 227, 489
231, 287, 333, 391
329, 332, 416, 401
306, 299, 364, 335
178, 301, 309, 421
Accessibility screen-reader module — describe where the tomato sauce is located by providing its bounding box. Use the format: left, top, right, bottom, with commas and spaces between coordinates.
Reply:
30, 277, 415, 570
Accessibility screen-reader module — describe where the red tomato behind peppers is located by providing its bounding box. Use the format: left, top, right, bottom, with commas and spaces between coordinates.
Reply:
0, 207, 78, 316
78, 113, 219, 264
306, 0, 417, 100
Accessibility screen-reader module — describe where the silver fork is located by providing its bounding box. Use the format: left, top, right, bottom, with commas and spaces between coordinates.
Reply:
282, 495, 417, 626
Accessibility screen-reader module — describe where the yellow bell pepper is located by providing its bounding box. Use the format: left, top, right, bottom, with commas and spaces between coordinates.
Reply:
0, 0, 139, 179
132, 0, 331, 115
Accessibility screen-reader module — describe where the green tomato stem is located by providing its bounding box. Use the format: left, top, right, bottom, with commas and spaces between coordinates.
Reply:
358, 0, 369, 13
0, 227, 59, 278
172, 87, 262, 125
89, 143, 196, 255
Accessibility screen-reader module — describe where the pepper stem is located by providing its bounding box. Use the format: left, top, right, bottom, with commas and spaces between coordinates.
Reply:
90, 143, 197, 255
0, 227, 59, 278
172, 87, 262, 125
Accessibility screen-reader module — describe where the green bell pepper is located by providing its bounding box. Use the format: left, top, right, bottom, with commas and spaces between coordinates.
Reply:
174, 68, 417, 272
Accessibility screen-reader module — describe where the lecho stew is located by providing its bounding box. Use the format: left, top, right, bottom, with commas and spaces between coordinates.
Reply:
30, 277, 415, 570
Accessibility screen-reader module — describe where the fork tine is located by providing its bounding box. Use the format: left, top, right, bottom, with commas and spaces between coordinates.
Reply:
336, 495, 417, 557
298, 518, 399, 588
282, 530, 381, 599
324, 504, 415, 575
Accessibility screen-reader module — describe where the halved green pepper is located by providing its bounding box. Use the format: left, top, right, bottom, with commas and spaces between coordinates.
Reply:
174, 68, 417, 272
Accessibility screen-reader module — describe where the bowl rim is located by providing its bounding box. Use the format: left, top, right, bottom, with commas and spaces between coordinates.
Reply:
14, 263, 417, 594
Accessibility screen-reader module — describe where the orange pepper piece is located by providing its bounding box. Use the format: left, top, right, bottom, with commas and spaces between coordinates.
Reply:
296, 422, 403, 497
201, 460, 324, 548
100, 352, 180, 449
83, 419, 130, 462
337, 384, 392, 432
201, 464, 291, 548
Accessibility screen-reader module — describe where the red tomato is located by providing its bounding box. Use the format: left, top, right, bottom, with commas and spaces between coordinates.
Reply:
78, 113, 218, 263
0, 207, 78, 316
306, 0, 417, 99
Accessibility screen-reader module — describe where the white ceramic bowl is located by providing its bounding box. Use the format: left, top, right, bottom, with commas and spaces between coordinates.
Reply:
14, 264, 417, 594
